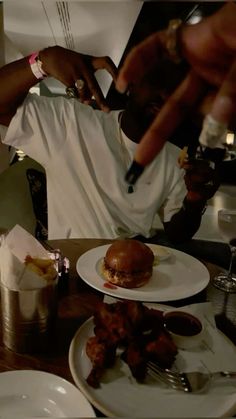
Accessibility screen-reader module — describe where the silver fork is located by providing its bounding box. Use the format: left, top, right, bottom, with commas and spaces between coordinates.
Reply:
147, 361, 236, 392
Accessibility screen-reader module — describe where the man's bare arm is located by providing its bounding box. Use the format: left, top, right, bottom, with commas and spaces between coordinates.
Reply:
0, 46, 118, 127
0, 57, 37, 126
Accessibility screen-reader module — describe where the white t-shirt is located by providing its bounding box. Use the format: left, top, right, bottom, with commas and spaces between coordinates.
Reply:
1, 94, 186, 239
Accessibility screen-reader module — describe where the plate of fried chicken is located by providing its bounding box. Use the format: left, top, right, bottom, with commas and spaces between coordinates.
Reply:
69, 300, 236, 418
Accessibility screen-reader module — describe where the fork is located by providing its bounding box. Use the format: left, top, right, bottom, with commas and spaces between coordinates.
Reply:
147, 361, 236, 392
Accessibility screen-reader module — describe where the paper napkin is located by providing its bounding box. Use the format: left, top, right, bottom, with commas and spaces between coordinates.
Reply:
0, 224, 52, 290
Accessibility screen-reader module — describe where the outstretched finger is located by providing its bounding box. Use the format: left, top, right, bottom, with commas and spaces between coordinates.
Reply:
84, 56, 118, 111
210, 59, 236, 126
84, 72, 110, 112
75, 79, 93, 104
92, 56, 118, 82
134, 71, 207, 167
116, 32, 164, 93
93, 56, 118, 82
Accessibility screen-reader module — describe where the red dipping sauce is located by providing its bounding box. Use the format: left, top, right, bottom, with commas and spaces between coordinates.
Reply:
104, 282, 117, 290
164, 311, 202, 337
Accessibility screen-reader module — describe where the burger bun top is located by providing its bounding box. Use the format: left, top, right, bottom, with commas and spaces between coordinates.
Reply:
104, 239, 154, 272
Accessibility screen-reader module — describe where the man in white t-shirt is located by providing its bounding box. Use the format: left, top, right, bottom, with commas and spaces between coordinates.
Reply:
0, 46, 219, 240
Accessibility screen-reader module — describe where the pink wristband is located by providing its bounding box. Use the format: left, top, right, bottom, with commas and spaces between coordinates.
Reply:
28, 52, 47, 80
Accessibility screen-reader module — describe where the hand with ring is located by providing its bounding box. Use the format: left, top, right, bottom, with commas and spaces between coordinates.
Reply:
183, 158, 221, 203
116, 2, 236, 169
40, 46, 118, 112
66, 79, 86, 99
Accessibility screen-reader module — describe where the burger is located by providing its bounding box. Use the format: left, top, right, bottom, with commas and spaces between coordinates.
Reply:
102, 239, 154, 288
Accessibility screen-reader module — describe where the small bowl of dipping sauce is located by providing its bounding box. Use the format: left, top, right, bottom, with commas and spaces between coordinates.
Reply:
164, 310, 203, 350
148, 244, 172, 264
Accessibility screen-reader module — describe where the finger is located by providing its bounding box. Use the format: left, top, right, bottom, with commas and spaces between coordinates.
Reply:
210, 59, 236, 126
93, 56, 118, 82
75, 79, 94, 104
83, 72, 110, 112
83, 56, 118, 111
116, 32, 164, 93
134, 71, 207, 166
75, 78, 87, 102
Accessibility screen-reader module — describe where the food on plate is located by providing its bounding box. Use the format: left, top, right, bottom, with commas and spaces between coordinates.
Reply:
24, 255, 57, 281
102, 239, 154, 288
85, 300, 177, 388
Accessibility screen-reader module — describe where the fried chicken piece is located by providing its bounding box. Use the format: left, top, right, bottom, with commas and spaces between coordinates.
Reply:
86, 335, 116, 388
94, 300, 150, 341
144, 330, 178, 368
120, 300, 147, 332
86, 301, 177, 388
93, 302, 133, 345
141, 306, 164, 332
121, 339, 146, 381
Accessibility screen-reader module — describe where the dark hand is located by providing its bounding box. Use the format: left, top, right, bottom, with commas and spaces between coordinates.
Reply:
40, 46, 118, 112
183, 158, 220, 202
116, 3, 236, 167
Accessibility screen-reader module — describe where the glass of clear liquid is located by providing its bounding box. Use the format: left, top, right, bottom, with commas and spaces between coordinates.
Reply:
212, 209, 236, 292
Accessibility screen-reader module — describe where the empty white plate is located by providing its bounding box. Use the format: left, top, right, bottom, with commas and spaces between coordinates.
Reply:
0, 370, 95, 417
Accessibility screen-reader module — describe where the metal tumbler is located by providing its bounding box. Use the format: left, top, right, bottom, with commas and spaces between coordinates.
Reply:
0, 277, 58, 354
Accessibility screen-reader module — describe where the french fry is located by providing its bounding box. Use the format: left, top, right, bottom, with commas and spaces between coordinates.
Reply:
25, 255, 57, 281
178, 146, 188, 168
24, 262, 43, 276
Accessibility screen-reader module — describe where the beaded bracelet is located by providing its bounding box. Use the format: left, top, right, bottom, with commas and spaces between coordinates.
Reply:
28, 52, 48, 80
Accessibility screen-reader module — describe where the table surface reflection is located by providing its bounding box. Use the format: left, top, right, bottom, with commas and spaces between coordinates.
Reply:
0, 238, 235, 388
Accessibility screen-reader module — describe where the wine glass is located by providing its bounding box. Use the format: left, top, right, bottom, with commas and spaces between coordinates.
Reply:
212, 209, 236, 292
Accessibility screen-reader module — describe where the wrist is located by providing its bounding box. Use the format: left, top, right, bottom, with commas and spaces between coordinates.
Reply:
183, 196, 207, 215
39, 46, 64, 77
28, 51, 48, 80
38, 47, 55, 76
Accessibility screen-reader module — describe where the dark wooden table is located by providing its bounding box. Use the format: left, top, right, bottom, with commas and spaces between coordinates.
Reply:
0, 238, 235, 390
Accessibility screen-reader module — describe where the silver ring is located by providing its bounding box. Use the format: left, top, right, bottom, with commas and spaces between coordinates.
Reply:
66, 86, 78, 98
75, 79, 85, 91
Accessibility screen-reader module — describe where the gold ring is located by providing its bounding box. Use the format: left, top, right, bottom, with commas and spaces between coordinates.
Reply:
65, 86, 78, 98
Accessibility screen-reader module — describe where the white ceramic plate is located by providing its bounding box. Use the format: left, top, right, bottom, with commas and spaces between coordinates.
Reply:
76, 244, 209, 302
0, 370, 95, 417
69, 309, 236, 418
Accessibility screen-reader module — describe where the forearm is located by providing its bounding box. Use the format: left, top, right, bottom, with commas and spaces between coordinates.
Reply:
163, 197, 206, 243
0, 56, 40, 125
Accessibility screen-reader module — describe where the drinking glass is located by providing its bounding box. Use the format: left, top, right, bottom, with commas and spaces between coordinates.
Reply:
212, 209, 236, 292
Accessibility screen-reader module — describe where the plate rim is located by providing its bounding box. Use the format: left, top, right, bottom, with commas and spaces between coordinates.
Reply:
0, 369, 96, 417
69, 309, 236, 418
76, 244, 210, 302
